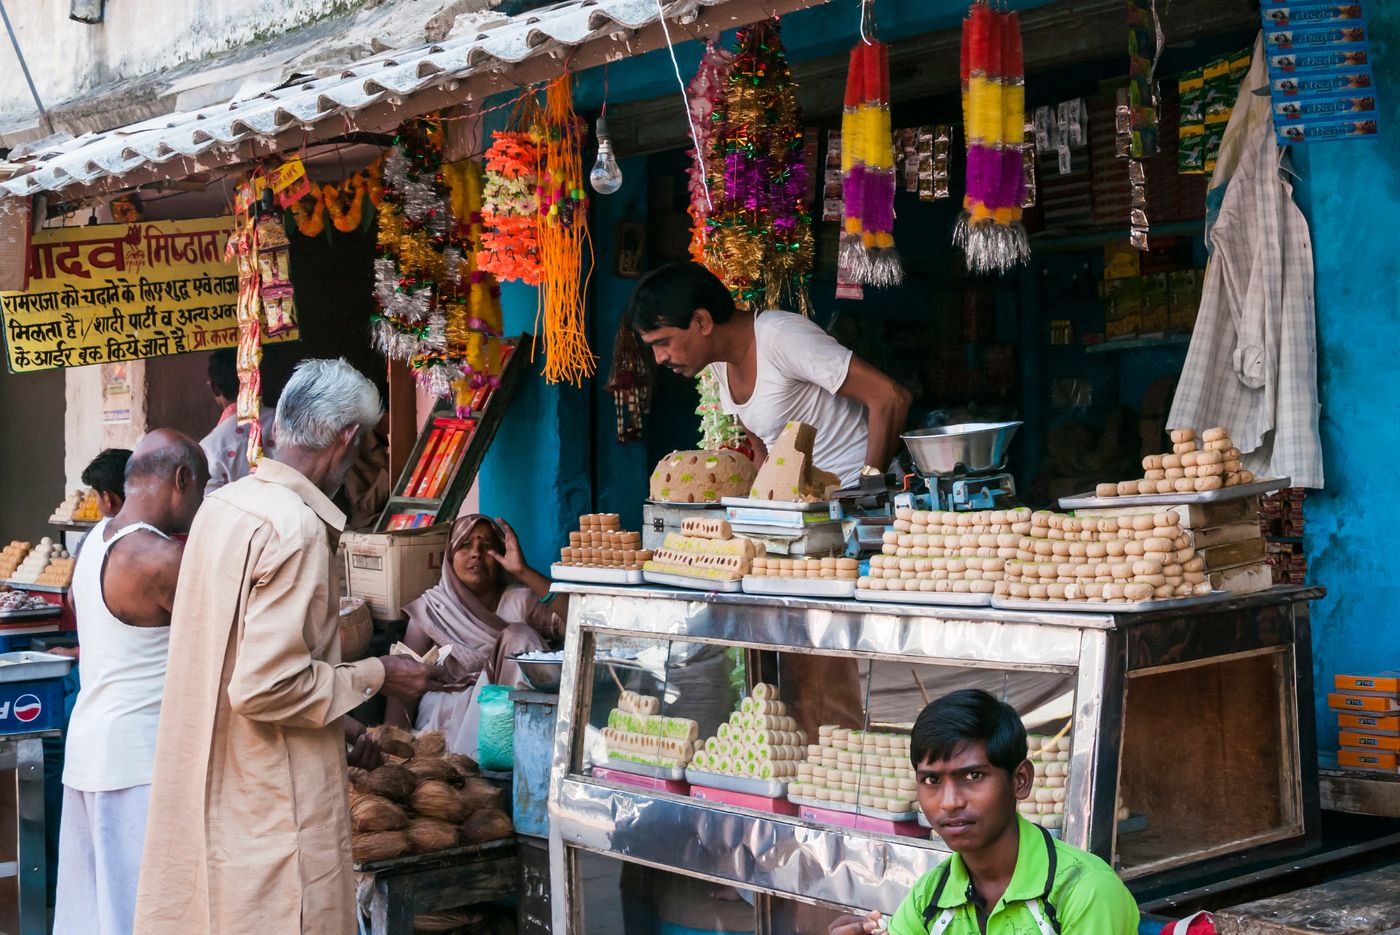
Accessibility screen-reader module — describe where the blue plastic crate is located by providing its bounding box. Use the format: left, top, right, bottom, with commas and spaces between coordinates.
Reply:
0, 652, 73, 735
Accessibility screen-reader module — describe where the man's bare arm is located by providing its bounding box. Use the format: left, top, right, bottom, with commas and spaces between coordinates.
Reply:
103, 533, 185, 628
837, 355, 912, 472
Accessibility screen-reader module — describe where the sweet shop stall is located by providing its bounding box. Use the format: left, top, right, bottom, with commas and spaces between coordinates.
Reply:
515, 0, 1388, 930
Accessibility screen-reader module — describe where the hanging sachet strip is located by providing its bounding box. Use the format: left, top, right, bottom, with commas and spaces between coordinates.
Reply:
839, 40, 903, 288
954, 1, 1029, 274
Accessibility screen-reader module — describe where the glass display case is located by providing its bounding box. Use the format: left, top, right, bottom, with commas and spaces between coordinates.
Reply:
547, 585, 1322, 933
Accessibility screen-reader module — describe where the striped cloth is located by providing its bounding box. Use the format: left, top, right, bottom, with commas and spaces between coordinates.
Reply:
1168, 38, 1323, 489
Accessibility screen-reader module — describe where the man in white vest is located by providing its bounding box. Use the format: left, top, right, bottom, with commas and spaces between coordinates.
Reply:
54, 429, 208, 935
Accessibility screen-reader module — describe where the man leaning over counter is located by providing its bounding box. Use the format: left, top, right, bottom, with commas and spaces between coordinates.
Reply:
625, 261, 911, 487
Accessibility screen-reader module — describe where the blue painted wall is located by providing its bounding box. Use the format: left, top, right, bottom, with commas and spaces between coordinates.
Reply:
1288, 5, 1399, 757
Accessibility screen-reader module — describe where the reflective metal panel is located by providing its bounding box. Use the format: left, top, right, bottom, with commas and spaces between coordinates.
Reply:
567, 588, 1086, 670
555, 777, 948, 915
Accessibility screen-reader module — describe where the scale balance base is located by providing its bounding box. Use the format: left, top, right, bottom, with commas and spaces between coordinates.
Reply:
896, 471, 1019, 513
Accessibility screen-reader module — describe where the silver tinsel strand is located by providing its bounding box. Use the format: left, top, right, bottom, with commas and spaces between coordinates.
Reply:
953, 214, 1030, 275
838, 235, 906, 289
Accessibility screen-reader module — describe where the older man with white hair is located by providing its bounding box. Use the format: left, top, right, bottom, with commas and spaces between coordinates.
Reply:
134, 360, 463, 935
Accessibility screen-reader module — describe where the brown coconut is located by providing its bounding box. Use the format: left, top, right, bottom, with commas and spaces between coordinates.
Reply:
441, 752, 479, 778
406, 756, 461, 786
362, 763, 418, 803
412, 730, 447, 757
410, 780, 469, 823
460, 808, 513, 844
347, 767, 371, 793
459, 776, 504, 813
379, 738, 417, 760
374, 724, 414, 747
349, 793, 408, 832
406, 816, 460, 853
352, 830, 412, 863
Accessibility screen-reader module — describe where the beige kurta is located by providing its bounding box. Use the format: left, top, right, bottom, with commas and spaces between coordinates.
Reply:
135, 459, 385, 935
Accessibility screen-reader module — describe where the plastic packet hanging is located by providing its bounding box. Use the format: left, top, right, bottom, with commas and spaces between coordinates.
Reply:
1022, 119, 1038, 208
929, 126, 951, 201
1128, 159, 1150, 250
1034, 106, 1056, 155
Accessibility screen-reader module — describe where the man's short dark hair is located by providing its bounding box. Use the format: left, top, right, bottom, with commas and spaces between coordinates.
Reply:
910, 689, 1029, 774
81, 448, 132, 498
624, 261, 737, 333
209, 348, 239, 401
125, 438, 206, 484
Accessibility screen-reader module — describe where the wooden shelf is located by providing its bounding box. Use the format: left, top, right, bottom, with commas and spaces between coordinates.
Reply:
1083, 334, 1191, 354
1320, 767, 1400, 818
1029, 220, 1204, 253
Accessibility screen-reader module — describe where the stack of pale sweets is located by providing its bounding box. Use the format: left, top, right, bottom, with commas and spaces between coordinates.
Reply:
1094, 426, 1256, 498
643, 517, 762, 581
603, 690, 702, 770
558, 513, 652, 570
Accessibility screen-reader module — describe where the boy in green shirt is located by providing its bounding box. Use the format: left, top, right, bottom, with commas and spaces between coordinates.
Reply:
829, 689, 1139, 935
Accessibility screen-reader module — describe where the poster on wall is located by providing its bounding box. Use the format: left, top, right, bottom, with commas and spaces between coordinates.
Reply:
0, 217, 298, 373
1261, 0, 1379, 145
100, 362, 131, 424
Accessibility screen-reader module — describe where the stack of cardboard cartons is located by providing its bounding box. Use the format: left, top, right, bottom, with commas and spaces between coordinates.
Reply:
1073, 497, 1271, 595
1329, 673, 1400, 774
1262, 488, 1307, 585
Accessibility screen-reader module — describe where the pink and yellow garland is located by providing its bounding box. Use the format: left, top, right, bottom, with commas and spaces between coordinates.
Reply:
955, 2, 1029, 274
840, 40, 903, 287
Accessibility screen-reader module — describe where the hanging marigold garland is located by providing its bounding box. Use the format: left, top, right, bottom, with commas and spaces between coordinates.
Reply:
289, 158, 384, 239
478, 99, 544, 286
955, 1, 1029, 274
704, 20, 813, 315
534, 75, 595, 386
839, 40, 903, 287
686, 39, 732, 267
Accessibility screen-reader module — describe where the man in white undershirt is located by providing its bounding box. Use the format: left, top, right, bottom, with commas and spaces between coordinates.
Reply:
625, 262, 911, 487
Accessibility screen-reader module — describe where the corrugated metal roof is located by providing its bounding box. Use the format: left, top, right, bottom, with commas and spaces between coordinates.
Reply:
0, 0, 759, 199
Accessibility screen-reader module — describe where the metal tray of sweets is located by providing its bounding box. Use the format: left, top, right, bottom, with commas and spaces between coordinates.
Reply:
642, 571, 742, 593
685, 767, 787, 799
855, 588, 993, 608
742, 576, 856, 599
551, 564, 644, 586
1057, 477, 1290, 510
601, 756, 688, 782
990, 591, 1232, 615
788, 792, 920, 823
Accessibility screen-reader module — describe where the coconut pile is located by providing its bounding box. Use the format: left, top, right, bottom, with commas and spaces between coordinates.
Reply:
348, 726, 514, 863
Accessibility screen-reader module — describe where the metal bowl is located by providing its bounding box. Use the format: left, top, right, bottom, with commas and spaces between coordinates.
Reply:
512, 657, 563, 692
901, 421, 1023, 477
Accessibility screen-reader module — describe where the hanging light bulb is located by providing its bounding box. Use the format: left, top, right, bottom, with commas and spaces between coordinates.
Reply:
589, 114, 623, 195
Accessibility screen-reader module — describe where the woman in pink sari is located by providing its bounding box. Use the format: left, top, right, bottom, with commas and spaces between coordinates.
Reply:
386, 514, 566, 753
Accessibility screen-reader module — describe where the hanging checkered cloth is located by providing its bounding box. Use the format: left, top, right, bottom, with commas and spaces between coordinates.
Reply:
1168, 37, 1323, 489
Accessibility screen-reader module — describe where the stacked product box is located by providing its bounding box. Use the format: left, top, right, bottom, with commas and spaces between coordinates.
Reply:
1261, 488, 1307, 585
1329, 672, 1400, 773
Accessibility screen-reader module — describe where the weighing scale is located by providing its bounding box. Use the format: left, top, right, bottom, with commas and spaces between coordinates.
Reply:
897, 421, 1023, 513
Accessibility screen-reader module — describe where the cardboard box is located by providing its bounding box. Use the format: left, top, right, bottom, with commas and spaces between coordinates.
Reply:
1209, 562, 1273, 596
1336, 672, 1400, 694
1338, 748, 1399, 772
1188, 522, 1263, 550
1074, 498, 1259, 530
1197, 537, 1267, 572
1338, 713, 1400, 735
340, 525, 450, 620
1329, 692, 1400, 714
1339, 731, 1400, 752
1104, 242, 1141, 280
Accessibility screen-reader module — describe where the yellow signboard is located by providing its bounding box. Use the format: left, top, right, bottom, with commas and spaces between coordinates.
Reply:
1, 217, 297, 373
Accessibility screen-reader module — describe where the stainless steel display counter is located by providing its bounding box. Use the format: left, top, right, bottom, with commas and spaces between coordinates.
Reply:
546, 584, 1323, 931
